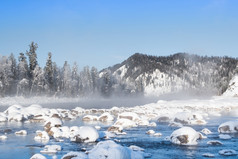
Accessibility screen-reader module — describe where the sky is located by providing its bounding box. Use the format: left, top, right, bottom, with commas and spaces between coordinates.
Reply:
0, 0, 238, 70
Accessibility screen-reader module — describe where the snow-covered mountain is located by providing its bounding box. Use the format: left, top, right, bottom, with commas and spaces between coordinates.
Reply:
223, 75, 238, 97
100, 53, 238, 96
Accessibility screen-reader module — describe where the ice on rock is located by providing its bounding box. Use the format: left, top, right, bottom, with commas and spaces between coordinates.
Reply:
201, 128, 212, 135
207, 140, 223, 145
15, 130, 27, 136
88, 140, 144, 159
71, 126, 99, 143
170, 127, 200, 145
62, 151, 88, 159
219, 149, 238, 156
40, 145, 61, 154
82, 115, 98, 121
202, 153, 215, 158
34, 130, 50, 142
219, 134, 232, 140
30, 154, 47, 159
218, 120, 238, 133
98, 112, 114, 122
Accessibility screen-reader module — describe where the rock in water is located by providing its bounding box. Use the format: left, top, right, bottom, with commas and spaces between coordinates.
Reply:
218, 121, 238, 133
170, 127, 200, 145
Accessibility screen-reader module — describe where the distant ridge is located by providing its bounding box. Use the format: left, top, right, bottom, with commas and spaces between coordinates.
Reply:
100, 53, 238, 96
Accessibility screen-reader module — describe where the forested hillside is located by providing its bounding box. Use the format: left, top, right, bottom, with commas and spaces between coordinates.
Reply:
1, 42, 238, 97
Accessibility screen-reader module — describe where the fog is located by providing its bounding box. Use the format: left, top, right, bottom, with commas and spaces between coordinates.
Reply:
0, 89, 215, 112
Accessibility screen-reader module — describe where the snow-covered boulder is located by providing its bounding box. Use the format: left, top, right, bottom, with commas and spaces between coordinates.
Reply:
82, 115, 98, 121
173, 112, 206, 125
201, 128, 212, 135
146, 130, 155, 135
0, 135, 7, 140
218, 121, 238, 133
25, 104, 45, 116
98, 112, 114, 122
170, 127, 200, 145
44, 117, 62, 132
118, 112, 140, 121
15, 130, 27, 136
207, 140, 223, 145
158, 116, 170, 123
107, 125, 123, 133
48, 127, 62, 138
71, 126, 99, 143
113, 118, 137, 128
88, 140, 144, 159
71, 107, 85, 115
223, 75, 238, 97
40, 145, 61, 154
219, 149, 238, 156
34, 130, 50, 142
202, 153, 215, 158
30, 154, 46, 159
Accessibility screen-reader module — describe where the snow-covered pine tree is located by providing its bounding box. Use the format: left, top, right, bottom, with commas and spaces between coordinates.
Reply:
44, 52, 54, 94
91, 66, 99, 94
7, 53, 17, 94
71, 62, 80, 96
62, 61, 72, 96
26, 42, 38, 79
17, 53, 29, 96
100, 69, 112, 97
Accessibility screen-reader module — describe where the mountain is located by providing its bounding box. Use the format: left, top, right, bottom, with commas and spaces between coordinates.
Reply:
100, 53, 238, 96
223, 75, 238, 97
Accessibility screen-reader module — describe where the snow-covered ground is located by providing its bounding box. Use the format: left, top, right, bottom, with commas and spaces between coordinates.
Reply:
0, 96, 238, 158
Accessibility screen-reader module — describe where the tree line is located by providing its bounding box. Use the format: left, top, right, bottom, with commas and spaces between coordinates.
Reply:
0, 42, 114, 97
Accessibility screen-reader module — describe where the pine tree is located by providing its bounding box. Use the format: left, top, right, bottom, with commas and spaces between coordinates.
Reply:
62, 61, 72, 96
8, 53, 17, 94
17, 53, 29, 96
44, 52, 53, 94
91, 66, 99, 93
71, 62, 80, 96
26, 42, 38, 79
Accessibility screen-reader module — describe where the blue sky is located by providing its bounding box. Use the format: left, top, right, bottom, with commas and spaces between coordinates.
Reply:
0, 0, 238, 70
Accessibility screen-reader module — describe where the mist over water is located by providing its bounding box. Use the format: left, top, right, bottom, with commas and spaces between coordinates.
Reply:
0, 90, 214, 112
